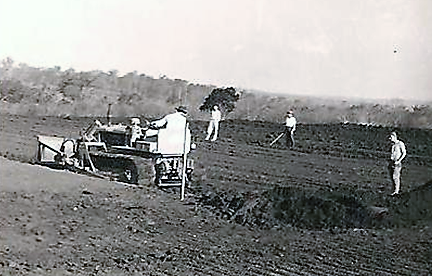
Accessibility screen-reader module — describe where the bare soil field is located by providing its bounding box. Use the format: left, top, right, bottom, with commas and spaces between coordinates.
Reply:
1, 114, 431, 275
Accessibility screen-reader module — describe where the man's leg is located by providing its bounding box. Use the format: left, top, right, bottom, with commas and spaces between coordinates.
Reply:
290, 132, 295, 148
388, 162, 395, 193
211, 122, 219, 141
205, 121, 214, 140
285, 127, 290, 147
392, 165, 402, 194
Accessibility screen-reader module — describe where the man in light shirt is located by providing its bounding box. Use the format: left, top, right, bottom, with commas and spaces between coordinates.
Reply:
130, 118, 143, 147
149, 106, 191, 154
205, 105, 222, 141
388, 131, 406, 195
285, 110, 296, 148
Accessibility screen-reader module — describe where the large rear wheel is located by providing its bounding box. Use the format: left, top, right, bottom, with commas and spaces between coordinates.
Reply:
118, 163, 139, 184
154, 161, 167, 185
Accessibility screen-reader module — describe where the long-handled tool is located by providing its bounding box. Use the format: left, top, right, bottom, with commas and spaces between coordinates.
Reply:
270, 132, 285, 146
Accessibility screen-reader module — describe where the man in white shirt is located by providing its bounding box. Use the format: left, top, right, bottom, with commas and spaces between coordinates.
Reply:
149, 106, 191, 155
285, 110, 296, 148
205, 105, 222, 141
388, 132, 406, 195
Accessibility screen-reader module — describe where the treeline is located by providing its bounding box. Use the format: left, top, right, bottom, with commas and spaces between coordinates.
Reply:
1, 58, 431, 128
0, 58, 214, 119
234, 93, 432, 128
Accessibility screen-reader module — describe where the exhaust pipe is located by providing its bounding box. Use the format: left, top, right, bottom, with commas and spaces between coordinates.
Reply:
107, 103, 112, 125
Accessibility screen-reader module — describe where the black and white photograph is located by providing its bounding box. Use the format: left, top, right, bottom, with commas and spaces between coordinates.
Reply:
1, 0, 431, 274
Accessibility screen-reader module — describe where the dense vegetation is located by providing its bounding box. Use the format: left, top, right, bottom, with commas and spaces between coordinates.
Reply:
1, 57, 431, 128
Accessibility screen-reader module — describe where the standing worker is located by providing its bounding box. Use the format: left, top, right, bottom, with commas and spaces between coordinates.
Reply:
285, 110, 296, 148
205, 105, 222, 141
149, 106, 191, 155
388, 131, 406, 195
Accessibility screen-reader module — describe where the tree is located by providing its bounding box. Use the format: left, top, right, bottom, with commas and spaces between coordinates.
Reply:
199, 87, 240, 114
58, 70, 96, 101
0, 79, 29, 103
1, 57, 14, 79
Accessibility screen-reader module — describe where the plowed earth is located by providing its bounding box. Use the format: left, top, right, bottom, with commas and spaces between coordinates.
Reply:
0, 114, 431, 275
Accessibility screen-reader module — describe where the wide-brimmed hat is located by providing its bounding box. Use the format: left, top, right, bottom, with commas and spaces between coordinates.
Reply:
131, 118, 140, 125
175, 106, 188, 114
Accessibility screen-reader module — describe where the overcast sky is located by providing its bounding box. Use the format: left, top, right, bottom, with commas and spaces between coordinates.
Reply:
1, 0, 431, 100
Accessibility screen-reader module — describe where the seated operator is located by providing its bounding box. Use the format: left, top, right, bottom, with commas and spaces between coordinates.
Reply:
130, 118, 143, 147
149, 106, 191, 155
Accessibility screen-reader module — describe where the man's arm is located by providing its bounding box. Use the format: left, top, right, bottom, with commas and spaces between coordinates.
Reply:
150, 117, 167, 129
291, 118, 296, 133
395, 142, 406, 164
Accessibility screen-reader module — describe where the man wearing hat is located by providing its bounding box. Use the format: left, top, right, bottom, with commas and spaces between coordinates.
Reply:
150, 106, 188, 128
130, 117, 143, 147
149, 106, 191, 154
285, 110, 296, 148
388, 131, 406, 195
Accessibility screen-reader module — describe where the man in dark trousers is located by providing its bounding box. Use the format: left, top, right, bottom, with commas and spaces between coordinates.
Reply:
285, 110, 296, 148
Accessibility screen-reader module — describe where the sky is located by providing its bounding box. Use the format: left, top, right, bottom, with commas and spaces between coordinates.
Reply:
1, 0, 431, 101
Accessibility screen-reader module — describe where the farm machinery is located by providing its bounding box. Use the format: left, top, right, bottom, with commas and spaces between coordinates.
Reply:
35, 116, 195, 187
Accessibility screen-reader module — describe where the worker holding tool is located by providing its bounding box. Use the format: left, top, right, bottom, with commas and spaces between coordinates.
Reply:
285, 110, 296, 148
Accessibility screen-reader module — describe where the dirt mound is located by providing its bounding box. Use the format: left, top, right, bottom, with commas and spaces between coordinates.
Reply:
197, 187, 373, 230
198, 181, 432, 230
390, 180, 432, 226
271, 187, 372, 229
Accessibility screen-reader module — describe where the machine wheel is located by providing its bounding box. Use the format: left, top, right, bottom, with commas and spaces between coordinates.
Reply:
91, 153, 139, 184
154, 161, 166, 185
119, 163, 138, 184
186, 169, 194, 182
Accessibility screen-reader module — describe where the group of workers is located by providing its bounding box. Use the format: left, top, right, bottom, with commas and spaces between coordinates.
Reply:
129, 105, 406, 196
283, 111, 406, 195
281, 110, 406, 196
